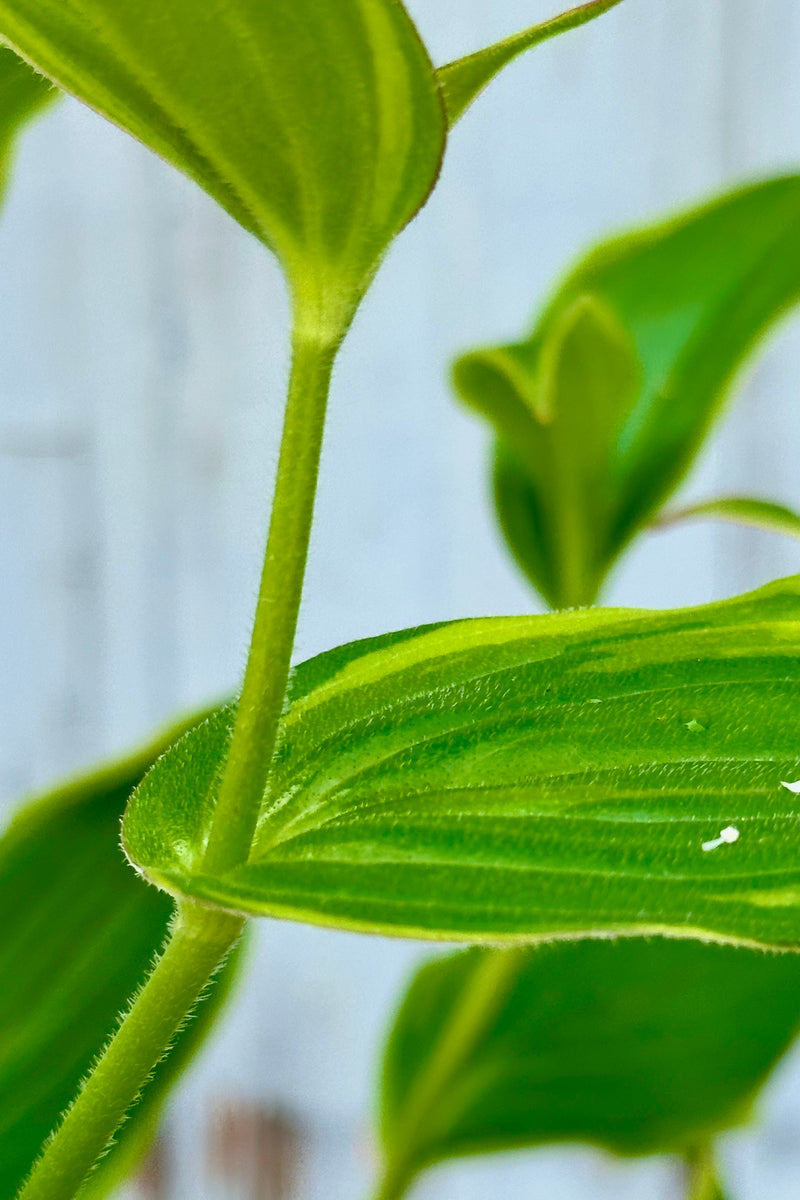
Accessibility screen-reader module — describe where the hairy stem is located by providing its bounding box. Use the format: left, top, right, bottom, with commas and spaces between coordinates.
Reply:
16, 902, 243, 1200
202, 326, 338, 873
18, 314, 337, 1198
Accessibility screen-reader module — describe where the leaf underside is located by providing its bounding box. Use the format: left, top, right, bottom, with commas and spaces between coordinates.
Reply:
0, 0, 446, 325
126, 575, 800, 951
0, 718, 241, 1198
454, 175, 800, 608
380, 938, 800, 1186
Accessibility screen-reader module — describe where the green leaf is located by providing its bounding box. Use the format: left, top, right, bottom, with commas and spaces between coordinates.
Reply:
0, 0, 446, 333
0, 44, 55, 199
473, 294, 640, 608
453, 175, 800, 608
437, 0, 626, 126
0, 717, 243, 1198
658, 497, 800, 543
378, 939, 798, 1194
126, 575, 800, 950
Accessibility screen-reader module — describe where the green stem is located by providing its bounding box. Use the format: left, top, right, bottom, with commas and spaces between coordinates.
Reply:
16, 902, 243, 1200
371, 1165, 417, 1200
202, 326, 338, 873
18, 305, 341, 1199
373, 948, 525, 1200
685, 1143, 727, 1200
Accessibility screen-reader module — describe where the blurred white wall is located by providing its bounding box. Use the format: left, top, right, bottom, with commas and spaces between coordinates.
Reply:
2, 1, 800, 1198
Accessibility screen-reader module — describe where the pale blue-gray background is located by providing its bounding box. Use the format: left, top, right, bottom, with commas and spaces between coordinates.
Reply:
2, 1, 800, 1197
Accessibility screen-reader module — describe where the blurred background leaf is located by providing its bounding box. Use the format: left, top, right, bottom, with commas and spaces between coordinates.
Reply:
453, 175, 800, 609
657, 496, 800, 544
0, 716, 243, 1198
376, 939, 800, 1200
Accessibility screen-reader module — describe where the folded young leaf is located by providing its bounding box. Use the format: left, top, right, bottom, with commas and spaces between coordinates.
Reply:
454, 175, 800, 608
437, 0, 626, 125
476, 294, 640, 608
0, 44, 55, 199
378, 939, 800, 1194
0, 0, 446, 333
0, 717, 242, 1198
126, 575, 800, 950
658, 497, 800, 544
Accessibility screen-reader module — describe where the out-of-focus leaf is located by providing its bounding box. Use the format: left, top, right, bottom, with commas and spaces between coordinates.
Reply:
658, 497, 800, 544
478, 294, 640, 608
0, 0, 446, 334
377, 939, 794, 1196
126, 574, 800, 950
0, 44, 55, 199
454, 175, 800, 608
437, 0, 625, 125
0, 717, 243, 1198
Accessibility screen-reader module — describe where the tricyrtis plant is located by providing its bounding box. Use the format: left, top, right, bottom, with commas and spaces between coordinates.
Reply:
1, 3, 800, 1200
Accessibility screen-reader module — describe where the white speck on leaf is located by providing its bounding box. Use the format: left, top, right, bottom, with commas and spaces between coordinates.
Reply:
702, 825, 740, 853
781, 779, 800, 794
